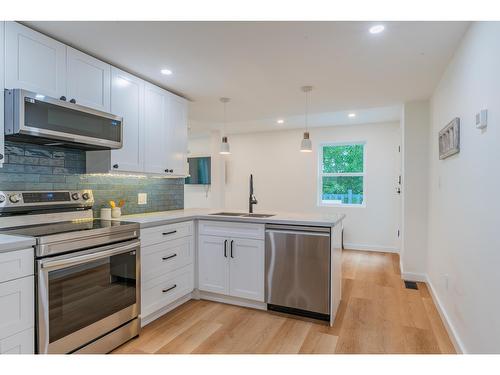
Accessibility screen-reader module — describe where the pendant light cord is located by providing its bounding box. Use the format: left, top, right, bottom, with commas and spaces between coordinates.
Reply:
305, 89, 309, 132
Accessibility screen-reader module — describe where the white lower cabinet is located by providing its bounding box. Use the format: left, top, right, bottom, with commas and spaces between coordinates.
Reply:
0, 276, 34, 341
198, 225, 265, 303
0, 247, 35, 355
141, 264, 194, 318
198, 236, 229, 295
228, 238, 265, 301
140, 222, 195, 325
0, 328, 34, 354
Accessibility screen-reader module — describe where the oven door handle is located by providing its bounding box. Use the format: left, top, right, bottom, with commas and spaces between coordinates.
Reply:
40, 241, 139, 270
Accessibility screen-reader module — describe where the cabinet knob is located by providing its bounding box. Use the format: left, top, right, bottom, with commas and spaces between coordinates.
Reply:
60, 96, 67, 101
113, 164, 119, 169
69, 98, 76, 104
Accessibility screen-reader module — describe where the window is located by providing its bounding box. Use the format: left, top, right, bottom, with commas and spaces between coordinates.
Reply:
319, 143, 365, 206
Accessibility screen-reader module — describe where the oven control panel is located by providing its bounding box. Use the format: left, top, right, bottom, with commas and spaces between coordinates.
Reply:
0, 190, 94, 213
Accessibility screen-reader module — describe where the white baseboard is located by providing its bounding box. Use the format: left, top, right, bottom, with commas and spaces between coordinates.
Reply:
344, 243, 399, 253
399, 260, 464, 353
199, 290, 267, 311
141, 293, 193, 327
425, 276, 466, 354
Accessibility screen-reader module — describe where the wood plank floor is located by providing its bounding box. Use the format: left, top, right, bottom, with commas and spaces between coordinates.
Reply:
113, 250, 456, 354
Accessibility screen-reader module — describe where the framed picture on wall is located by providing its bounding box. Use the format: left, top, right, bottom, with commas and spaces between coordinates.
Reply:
439, 117, 460, 160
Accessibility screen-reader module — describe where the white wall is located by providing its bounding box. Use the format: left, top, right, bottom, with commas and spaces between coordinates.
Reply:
428, 22, 500, 353
223, 122, 401, 251
401, 100, 430, 277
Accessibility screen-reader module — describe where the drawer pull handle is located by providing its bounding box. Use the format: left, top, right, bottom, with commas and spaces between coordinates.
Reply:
162, 284, 177, 293
162, 230, 177, 236
162, 254, 177, 261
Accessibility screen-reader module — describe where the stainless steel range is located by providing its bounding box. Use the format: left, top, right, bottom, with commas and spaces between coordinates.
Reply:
0, 190, 140, 354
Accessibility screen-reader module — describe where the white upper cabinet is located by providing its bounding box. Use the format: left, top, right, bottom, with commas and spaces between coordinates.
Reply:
144, 83, 168, 174
109, 67, 145, 173
66, 47, 111, 112
5, 22, 66, 98
165, 93, 188, 176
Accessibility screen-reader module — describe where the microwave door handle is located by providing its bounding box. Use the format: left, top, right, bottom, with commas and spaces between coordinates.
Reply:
40, 241, 139, 270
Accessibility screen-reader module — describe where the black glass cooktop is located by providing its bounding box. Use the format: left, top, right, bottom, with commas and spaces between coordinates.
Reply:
0, 219, 137, 238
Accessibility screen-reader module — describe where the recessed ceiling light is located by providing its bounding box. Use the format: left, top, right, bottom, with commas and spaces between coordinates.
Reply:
161, 69, 173, 75
277, 119, 285, 124
348, 113, 356, 118
369, 25, 385, 34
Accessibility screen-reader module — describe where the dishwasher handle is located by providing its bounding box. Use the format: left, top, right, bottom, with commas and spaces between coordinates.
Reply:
266, 229, 330, 237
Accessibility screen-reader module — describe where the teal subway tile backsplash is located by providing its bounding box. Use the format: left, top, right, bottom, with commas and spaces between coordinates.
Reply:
0, 141, 184, 217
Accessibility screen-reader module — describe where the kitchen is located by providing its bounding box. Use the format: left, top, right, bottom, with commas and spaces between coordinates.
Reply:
0, 3, 499, 372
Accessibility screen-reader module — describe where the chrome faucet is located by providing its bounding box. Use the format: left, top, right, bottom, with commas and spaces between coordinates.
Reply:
249, 174, 258, 213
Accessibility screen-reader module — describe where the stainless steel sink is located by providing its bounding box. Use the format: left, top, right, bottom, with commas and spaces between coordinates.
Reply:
242, 213, 276, 218
209, 212, 246, 216
209, 212, 276, 218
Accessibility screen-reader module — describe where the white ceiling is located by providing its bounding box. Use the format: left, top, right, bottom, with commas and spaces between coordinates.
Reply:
25, 21, 469, 133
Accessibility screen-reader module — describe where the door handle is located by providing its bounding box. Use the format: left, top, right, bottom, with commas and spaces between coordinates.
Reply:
162, 230, 177, 236
224, 239, 228, 257
162, 254, 177, 261
162, 284, 177, 293
230, 240, 234, 258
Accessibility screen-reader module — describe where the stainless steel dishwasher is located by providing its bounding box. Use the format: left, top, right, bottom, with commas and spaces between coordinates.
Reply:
265, 224, 330, 321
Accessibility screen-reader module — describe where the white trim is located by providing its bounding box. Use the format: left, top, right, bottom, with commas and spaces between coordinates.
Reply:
140, 293, 193, 327
344, 243, 399, 253
425, 276, 466, 354
399, 259, 466, 353
199, 290, 267, 311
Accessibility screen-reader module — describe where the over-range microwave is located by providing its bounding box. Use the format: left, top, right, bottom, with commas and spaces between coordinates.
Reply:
4, 89, 123, 150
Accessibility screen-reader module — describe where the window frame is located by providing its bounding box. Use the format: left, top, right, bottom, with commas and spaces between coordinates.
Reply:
317, 141, 367, 208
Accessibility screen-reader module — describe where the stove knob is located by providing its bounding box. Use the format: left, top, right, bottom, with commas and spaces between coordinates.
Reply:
82, 193, 90, 200
9, 194, 21, 203
71, 192, 80, 200
0, 194, 5, 203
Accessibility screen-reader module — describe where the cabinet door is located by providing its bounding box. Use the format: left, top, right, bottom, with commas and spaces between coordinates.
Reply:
66, 47, 111, 112
0, 328, 34, 354
5, 22, 66, 98
229, 238, 265, 302
165, 93, 188, 176
110, 67, 144, 172
144, 83, 168, 174
1, 21, 5, 166
198, 235, 229, 295
0, 276, 34, 340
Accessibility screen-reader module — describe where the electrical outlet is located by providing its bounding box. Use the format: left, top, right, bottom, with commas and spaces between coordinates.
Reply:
138, 193, 147, 205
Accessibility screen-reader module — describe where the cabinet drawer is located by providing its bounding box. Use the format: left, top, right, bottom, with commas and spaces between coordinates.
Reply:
141, 221, 193, 247
0, 248, 34, 284
0, 328, 34, 354
141, 236, 194, 283
0, 276, 34, 340
141, 264, 194, 318
198, 220, 265, 240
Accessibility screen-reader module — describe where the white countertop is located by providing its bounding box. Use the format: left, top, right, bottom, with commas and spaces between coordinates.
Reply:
118, 208, 346, 229
0, 234, 36, 253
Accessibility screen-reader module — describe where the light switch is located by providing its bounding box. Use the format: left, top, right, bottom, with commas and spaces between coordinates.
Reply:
138, 193, 147, 205
475, 109, 487, 129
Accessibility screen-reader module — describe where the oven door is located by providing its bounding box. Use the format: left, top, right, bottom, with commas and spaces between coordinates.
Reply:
37, 239, 140, 354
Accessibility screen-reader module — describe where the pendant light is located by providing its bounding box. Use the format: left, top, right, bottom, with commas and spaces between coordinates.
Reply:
219, 97, 231, 155
300, 86, 313, 152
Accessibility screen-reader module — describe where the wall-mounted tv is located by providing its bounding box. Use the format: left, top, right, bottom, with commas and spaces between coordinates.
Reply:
185, 157, 211, 185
